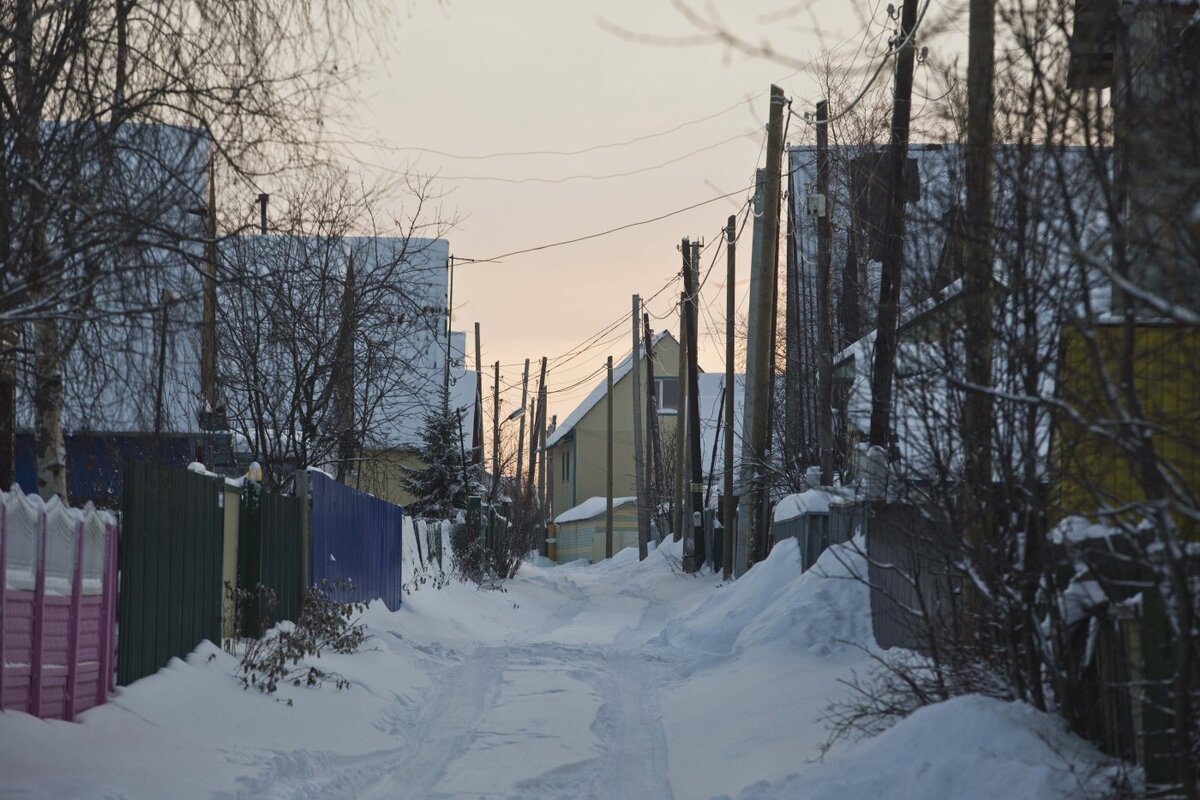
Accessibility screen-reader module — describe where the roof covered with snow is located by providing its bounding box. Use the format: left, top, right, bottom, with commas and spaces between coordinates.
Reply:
553, 495, 637, 524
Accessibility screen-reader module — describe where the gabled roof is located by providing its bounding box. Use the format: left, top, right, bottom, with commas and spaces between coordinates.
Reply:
545, 330, 677, 449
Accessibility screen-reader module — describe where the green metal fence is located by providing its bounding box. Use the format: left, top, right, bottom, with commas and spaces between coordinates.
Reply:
237, 483, 304, 635
117, 463, 224, 686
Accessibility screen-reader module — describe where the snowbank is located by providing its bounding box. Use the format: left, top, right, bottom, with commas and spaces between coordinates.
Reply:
656, 536, 873, 657
724, 695, 1114, 800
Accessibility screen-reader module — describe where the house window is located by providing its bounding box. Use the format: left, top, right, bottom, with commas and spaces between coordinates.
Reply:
657, 377, 679, 413
561, 448, 570, 482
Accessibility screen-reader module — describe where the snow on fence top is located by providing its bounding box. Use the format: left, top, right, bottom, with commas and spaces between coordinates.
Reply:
3, 485, 116, 595
554, 496, 637, 525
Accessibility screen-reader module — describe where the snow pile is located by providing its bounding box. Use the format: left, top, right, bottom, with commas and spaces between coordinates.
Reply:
657, 536, 873, 657
724, 695, 1114, 800
735, 537, 872, 656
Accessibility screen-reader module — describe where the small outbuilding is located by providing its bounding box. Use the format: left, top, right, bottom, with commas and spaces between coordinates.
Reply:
551, 496, 639, 563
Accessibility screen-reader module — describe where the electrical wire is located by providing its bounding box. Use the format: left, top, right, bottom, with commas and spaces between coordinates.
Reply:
789, 0, 935, 129
458, 182, 756, 265
333, 91, 772, 161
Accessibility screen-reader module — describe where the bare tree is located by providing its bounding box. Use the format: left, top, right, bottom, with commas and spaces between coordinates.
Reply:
1, 0, 375, 499
218, 171, 449, 490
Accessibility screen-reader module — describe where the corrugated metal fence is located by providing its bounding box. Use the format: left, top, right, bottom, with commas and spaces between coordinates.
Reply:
236, 484, 304, 634
309, 471, 403, 611
117, 462, 224, 686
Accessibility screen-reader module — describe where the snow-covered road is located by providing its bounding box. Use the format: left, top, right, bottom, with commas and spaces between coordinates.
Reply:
1, 531, 1110, 799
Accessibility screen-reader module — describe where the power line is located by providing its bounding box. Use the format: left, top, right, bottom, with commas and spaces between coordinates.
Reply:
458, 182, 756, 265
334, 92, 771, 161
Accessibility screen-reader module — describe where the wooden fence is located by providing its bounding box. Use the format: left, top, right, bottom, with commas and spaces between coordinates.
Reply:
1, 487, 118, 720
866, 503, 961, 651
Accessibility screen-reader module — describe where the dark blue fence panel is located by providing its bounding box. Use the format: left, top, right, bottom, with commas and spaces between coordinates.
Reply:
309, 471, 403, 611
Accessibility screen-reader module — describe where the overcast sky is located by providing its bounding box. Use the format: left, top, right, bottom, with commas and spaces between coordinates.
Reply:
336, 0, 885, 420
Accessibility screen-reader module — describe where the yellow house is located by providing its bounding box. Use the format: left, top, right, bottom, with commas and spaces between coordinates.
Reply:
545, 332, 682, 546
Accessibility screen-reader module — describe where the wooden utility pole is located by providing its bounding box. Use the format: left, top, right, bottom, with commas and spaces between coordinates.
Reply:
736, 169, 766, 576
723, 215, 737, 580
742, 88, 786, 571
815, 100, 835, 487
685, 238, 704, 572
331, 250, 357, 482
473, 323, 483, 466
200, 154, 218, 416
605, 355, 614, 559
443, 255, 455, 400
785, 157, 801, 477
867, 0, 920, 453
515, 358, 530, 497
492, 360, 500, 501
527, 356, 547, 500
673, 291, 688, 543
644, 315, 666, 543
630, 295, 650, 560
962, 0, 997, 554
536, 385, 548, 523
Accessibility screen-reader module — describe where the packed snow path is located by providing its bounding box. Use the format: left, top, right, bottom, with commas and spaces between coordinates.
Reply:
1, 535, 1110, 799
220, 568, 681, 800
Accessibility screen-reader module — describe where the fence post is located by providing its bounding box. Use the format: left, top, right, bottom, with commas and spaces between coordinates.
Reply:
0, 503, 7, 705
65, 519, 85, 721
296, 469, 311, 602
97, 521, 116, 703
30, 507, 46, 717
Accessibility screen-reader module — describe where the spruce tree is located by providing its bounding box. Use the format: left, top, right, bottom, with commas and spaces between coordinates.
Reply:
401, 386, 477, 519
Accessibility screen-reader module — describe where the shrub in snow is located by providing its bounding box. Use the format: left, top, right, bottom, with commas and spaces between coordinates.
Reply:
233, 578, 369, 695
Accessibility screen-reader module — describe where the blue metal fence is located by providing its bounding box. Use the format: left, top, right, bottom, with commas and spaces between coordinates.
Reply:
308, 471, 403, 611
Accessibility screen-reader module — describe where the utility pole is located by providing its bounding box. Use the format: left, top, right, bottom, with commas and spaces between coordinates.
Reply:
673, 291, 688, 543
536, 395, 548, 524
684, 238, 704, 572
443, 255, 455, 400
741, 87, 786, 573
200, 153, 218, 418
473, 323, 483, 466
815, 99, 835, 487
785, 154, 802, 478
723, 215, 737, 580
492, 360, 500, 501
515, 358, 530, 499
644, 315, 666, 543
605, 355, 614, 559
868, 0, 920, 454
631, 295, 650, 560
737, 169, 766, 576
331, 249, 357, 482
963, 0, 997, 552
528, 356, 547, 501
